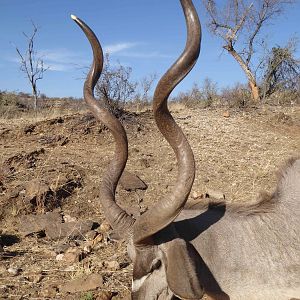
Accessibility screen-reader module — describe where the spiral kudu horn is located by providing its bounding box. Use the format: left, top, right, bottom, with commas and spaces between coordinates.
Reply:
133, 0, 201, 245
71, 15, 135, 236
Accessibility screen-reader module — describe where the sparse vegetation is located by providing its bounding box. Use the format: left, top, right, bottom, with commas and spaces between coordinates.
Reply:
80, 292, 94, 300
261, 40, 300, 102
203, 0, 296, 102
15, 22, 48, 110
1, 79, 299, 122
0, 103, 299, 299
0, 90, 86, 119
95, 53, 138, 116
220, 82, 252, 108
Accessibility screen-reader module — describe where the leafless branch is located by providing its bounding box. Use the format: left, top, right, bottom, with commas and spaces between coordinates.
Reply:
15, 21, 48, 110
203, 0, 295, 101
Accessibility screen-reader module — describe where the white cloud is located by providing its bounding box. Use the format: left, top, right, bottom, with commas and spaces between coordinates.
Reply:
40, 48, 88, 72
7, 48, 88, 72
44, 62, 71, 72
40, 49, 87, 64
118, 51, 172, 59
103, 42, 171, 59
103, 42, 137, 54
5, 43, 171, 73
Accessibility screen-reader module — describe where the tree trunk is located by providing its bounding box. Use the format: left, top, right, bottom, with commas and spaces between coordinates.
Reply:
33, 93, 38, 110
32, 83, 38, 110
225, 46, 260, 103
248, 81, 260, 102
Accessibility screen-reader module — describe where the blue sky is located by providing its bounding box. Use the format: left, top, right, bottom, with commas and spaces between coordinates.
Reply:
0, 0, 299, 98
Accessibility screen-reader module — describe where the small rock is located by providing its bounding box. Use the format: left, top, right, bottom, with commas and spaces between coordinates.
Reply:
105, 261, 120, 271
192, 191, 201, 199
63, 214, 77, 223
8, 267, 21, 276
119, 171, 148, 191
223, 111, 230, 118
18, 212, 62, 236
205, 189, 225, 200
56, 254, 64, 261
27, 272, 43, 283
60, 273, 103, 293
99, 221, 111, 233
62, 248, 83, 264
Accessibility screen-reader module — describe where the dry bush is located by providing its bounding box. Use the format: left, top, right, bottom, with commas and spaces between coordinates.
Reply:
168, 101, 188, 112
39, 97, 86, 115
0, 91, 87, 120
0, 91, 29, 118
125, 97, 151, 113
173, 91, 194, 107
173, 79, 220, 108
95, 53, 137, 116
220, 83, 252, 108
201, 78, 219, 107
263, 90, 300, 106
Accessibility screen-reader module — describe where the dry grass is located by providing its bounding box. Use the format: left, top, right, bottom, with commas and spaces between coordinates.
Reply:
0, 104, 299, 299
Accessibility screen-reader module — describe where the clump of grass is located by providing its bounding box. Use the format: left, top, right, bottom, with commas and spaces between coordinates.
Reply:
80, 291, 94, 300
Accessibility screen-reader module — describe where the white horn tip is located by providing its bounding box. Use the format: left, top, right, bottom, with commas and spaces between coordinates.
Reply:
71, 14, 77, 20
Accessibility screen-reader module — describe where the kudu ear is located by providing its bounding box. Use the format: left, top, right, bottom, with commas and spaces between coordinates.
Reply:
161, 239, 204, 299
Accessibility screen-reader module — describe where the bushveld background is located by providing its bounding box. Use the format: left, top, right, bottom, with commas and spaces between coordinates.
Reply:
0, 88, 299, 299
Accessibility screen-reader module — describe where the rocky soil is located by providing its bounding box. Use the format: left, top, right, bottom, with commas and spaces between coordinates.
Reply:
0, 105, 299, 299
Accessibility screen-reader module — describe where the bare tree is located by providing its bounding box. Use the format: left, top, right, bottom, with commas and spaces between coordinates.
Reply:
203, 0, 294, 102
15, 22, 48, 110
95, 53, 137, 115
132, 73, 157, 112
139, 73, 157, 102
201, 77, 218, 104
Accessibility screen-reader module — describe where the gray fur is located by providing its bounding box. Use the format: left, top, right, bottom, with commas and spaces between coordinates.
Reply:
131, 158, 300, 299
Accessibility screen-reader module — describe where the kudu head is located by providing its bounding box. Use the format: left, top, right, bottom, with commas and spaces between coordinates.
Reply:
72, 0, 202, 298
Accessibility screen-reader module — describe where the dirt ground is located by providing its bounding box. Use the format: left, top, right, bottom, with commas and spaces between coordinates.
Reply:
0, 104, 299, 299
